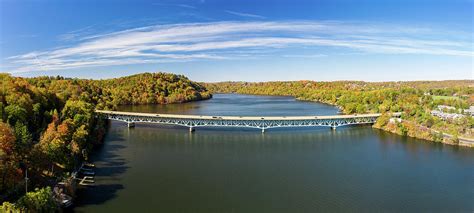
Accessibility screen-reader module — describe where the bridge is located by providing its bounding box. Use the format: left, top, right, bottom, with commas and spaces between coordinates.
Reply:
96, 110, 401, 133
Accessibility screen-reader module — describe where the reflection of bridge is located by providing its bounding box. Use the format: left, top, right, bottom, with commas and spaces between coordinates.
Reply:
96, 110, 401, 133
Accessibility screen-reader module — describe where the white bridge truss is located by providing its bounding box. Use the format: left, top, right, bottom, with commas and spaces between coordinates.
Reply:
97, 110, 401, 133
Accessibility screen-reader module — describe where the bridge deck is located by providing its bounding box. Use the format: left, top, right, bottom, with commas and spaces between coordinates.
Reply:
96, 110, 399, 121
95, 110, 401, 132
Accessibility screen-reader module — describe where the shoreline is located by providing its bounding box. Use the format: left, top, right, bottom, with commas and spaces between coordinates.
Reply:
374, 124, 474, 148
212, 93, 473, 147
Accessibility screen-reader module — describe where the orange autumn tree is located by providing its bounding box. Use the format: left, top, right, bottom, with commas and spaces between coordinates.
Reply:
34, 111, 75, 173
0, 122, 22, 192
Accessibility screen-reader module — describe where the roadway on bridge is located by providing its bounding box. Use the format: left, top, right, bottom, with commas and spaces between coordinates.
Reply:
95, 110, 398, 121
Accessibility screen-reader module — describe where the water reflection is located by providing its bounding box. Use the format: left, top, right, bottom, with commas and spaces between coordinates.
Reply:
73, 128, 129, 210
75, 94, 474, 212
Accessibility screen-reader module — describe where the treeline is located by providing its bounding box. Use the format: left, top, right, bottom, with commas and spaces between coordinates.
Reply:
204, 80, 473, 142
0, 72, 211, 211
29, 72, 212, 109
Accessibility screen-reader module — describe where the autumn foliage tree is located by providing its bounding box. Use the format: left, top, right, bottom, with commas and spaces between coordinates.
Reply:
204, 80, 473, 139
1, 72, 210, 206
0, 122, 22, 194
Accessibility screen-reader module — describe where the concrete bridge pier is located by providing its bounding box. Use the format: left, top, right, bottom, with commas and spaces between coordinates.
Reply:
261, 128, 265, 133
189, 127, 195, 133
331, 126, 337, 130
127, 122, 135, 128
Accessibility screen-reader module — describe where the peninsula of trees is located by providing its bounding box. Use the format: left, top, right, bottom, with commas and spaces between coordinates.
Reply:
0, 72, 211, 211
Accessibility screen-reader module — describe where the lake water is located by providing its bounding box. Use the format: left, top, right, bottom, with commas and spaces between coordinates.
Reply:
74, 94, 474, 212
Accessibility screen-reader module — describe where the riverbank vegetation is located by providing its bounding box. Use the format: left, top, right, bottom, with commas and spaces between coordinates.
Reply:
204, 80, 473, 145
0, 72, 211, 211
1, 72, 471, 210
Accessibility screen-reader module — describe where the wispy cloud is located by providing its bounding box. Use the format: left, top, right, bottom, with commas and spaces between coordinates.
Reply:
153, 3, 197, 9
5, 21, 473, 73
225, 10, 266, 19
283, 54, 327, 58
58, 25, 97, 41
176, 4, 197, 9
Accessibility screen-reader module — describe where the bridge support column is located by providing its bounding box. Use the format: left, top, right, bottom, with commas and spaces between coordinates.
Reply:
189, 127, 195, 133
127, 122, 135, 128
261, 128, 265, 133
331, 126, 336, 130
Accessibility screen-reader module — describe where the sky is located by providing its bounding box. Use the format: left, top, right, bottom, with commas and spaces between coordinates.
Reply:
0, 0, 473, 82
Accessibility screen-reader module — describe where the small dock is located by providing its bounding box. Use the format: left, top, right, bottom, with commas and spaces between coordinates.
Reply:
76, 163, 96, 187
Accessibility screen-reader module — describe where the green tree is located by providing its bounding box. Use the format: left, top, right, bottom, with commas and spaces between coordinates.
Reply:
15, 187, 58, 212
4, 105, 28, 126
1, 201, 20, 212
13, 122, 32, 155
61, 100, 94, 127
374, 113, 390, 128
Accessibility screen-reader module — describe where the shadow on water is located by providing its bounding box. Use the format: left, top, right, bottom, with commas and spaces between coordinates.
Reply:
75, 95, 474, 212
72, 127, 130, 209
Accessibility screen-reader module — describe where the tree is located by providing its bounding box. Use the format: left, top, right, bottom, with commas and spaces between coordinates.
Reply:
451, 134, 459, 144
0, 122, 16, 157
1, 201, 19, 212
432, 131, 444, 143
0, 122, 22, 192
0, 102, 4, 122
36, 120, 65, 173
61, 100, 94, 128
15, 187, 58, 212
71, 125, 88, 156
4, 105, 28, 126
397, 122, 408, 136
374, 113, 390, 128
13, 122, 32, 155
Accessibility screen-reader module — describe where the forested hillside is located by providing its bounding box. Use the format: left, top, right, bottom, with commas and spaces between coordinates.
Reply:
1, 72, 472, 210
0, 72, 210, 210
204, 80, 474, 142
29, 72, 212, 109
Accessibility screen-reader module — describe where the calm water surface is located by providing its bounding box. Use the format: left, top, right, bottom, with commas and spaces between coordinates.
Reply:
74, 94, 474, 212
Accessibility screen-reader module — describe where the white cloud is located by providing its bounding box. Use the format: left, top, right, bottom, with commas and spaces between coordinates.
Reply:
57, 24, 98, 41
4, 21, 473, 73
283, 54, 328, 58
152, 3, 197, 9
225, 10, 266, 19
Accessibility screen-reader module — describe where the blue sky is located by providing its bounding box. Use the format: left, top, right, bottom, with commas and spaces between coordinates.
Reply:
0, 0, 472, 82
